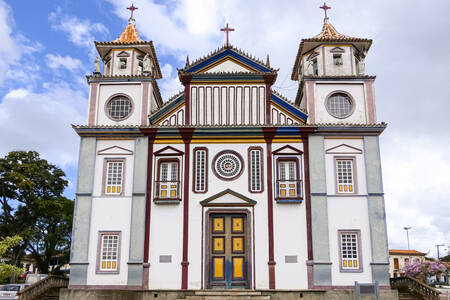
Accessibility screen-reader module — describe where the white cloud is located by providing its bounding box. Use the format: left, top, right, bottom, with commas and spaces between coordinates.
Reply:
0, 83, 87, 167
46, 54, 83, 72
49, 8, 108, 57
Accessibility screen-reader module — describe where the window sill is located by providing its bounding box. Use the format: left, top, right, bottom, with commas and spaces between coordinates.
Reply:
275, 198, 303, 204
154, 199, 181, 205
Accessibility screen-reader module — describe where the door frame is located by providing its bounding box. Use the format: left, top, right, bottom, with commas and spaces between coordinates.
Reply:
204, 209, 252, 289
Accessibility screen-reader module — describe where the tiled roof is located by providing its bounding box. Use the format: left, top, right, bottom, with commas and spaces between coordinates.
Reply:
114, 18, 142, 43
291, 17, 372, 80
389, 250, 427, 256
313, 17, 353, 40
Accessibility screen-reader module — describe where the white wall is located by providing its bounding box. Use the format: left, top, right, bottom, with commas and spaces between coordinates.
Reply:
314, 82, 368, 124
96, 83, 143, 126
327, 197, 373, 285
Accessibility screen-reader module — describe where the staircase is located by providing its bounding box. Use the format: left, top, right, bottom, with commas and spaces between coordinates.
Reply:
391, 276, 441, 300
178, 290, 270, 300
398, 291, 423, 300
18, 275, 68, 300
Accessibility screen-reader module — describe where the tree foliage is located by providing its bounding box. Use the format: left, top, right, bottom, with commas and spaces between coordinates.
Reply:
0, 151, 73, 274
0, 236, 24, 281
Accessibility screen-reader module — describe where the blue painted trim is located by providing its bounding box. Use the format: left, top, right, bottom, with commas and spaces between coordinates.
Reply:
271, 93, 308, 122
186, 49, 272, 73
276, 127, 301, 136
275, 199, 303, 204
149, 94, 185, 124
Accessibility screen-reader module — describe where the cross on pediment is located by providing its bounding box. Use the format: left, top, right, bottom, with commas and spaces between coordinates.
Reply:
220, 23, 235, 46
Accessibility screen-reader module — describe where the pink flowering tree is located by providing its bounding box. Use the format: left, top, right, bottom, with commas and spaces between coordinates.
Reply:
404, 260, 447, 282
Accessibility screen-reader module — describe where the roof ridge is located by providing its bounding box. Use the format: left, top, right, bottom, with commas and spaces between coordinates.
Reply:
181, 44, 276, 72
271, 90, 308, 115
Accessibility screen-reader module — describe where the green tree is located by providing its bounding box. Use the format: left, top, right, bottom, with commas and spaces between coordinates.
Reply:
0, 235, 24, 281
0, 151, 73, 274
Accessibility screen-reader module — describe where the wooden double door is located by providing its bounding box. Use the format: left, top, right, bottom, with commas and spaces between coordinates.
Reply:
208, 213, 250, 289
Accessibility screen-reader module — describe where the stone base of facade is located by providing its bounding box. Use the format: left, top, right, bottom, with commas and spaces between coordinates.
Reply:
60, 288, 399, 300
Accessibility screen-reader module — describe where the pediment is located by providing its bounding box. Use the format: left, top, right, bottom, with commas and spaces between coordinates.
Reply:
307, 51, 319, 61
117, 51, 130, 57
200, 189, 257, 207
273, 145, 303, 155
154, 146, 184, 156
330, 47, 345, 53
97, 146, 133, 155
204, 58, 254, 73
326, 144, 362, 154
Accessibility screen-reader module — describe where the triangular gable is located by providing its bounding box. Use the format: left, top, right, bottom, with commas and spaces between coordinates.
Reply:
273, 145, 303, 155
271, 92, 308, 123
185, 48, 273, 74
204, 58, 254, 73
200, 189, 257, 207
149, 93, 185, 125
307, 51, 320, 61
326, 144, 362, 154
117, 51, 130, 57
97, 146, 133, 155
154, 146, 184, 156
330, 47, 346, 53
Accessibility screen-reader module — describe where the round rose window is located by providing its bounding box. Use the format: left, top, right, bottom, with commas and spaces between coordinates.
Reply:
213, 151, 243, 180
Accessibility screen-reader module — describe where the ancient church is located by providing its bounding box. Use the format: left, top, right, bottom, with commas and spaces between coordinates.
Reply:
69, 3, 391, 296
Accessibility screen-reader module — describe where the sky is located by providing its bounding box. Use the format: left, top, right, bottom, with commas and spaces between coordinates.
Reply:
0, 0, 449, 258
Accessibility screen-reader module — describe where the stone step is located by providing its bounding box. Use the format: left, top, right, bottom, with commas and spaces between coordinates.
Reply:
398, 292, 422, 300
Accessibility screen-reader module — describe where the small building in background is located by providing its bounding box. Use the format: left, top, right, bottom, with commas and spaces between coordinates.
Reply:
389, 249, 426, 278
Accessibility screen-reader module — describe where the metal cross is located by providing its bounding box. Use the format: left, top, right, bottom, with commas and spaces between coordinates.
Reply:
220, 23, 235, 46
320, 2, 331, 18
127, 3, 138, 19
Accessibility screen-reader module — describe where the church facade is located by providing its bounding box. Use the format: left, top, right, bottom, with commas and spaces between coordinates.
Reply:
69, 6, 390, 292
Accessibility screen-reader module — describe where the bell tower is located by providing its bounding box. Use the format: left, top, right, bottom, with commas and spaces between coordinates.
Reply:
87, 4, 163, 126
292, 3, 375, 124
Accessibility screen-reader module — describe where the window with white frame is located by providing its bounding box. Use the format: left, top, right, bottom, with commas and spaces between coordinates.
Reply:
249, 148, 263, 192
276, 159, 302, 199
339, 230, 361, 271
105, 160, 124, 195
97, 232, 120, 273
155, 160, 179, 199
335, 158, 355, 194
194, 148, 207, 193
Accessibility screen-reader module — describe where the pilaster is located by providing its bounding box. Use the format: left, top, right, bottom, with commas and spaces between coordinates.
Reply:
69, 137, 96, 286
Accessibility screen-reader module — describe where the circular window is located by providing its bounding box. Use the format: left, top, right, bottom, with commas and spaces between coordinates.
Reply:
106, 95, 133, 121
326, 93, 354, 118
213, 151, 243, 180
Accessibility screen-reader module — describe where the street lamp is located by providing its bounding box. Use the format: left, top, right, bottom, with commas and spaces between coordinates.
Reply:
403, 226, 412, 251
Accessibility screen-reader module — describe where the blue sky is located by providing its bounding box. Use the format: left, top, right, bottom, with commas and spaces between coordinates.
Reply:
0, 0, 449, 257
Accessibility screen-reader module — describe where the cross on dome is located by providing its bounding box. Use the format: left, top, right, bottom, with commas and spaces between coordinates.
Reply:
320, 2, 331, 19
127, 3, 138, 19
220, 23, 235, 46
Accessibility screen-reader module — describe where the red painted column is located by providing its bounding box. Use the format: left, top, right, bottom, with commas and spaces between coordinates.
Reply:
181, 75, 192, 125
180, 128, 194, 289
302, 134, 314, 289
142, 128, 157, 289
263, 127, 277, 289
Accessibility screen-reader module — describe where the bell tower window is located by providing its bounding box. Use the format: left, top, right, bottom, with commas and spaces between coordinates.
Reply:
312, 59, 318, 75
333, 54, 343, 65
120, 58, 127, 69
